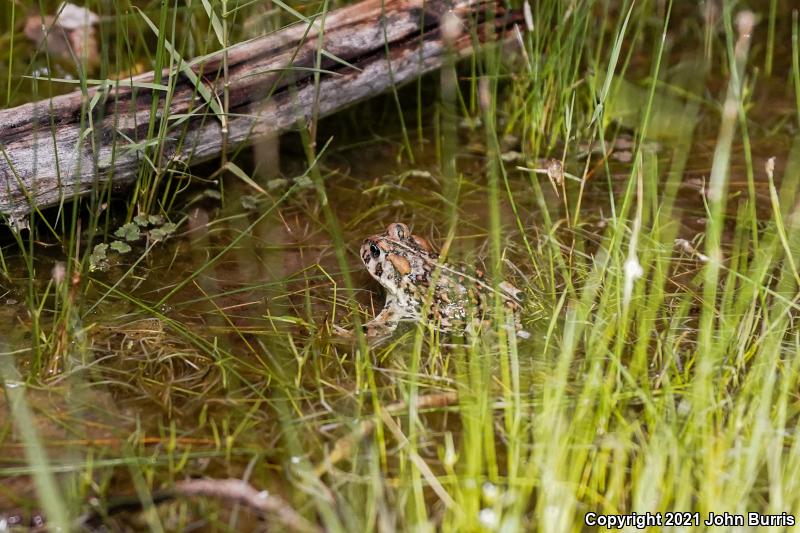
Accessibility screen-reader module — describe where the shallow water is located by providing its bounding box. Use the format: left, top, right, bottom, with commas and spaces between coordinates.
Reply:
1, 103, 793, 517
2, 2, 800, 528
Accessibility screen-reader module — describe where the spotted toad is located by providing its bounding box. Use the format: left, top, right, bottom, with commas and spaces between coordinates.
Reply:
358, 222, 528, 338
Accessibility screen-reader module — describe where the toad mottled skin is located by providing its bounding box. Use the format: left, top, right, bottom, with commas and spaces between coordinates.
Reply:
359, 222, 528, 338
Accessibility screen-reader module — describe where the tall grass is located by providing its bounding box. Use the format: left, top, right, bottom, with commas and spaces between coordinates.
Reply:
1, 0, 800, 530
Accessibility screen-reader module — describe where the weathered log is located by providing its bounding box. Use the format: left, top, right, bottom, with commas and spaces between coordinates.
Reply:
0, 0, 519, 221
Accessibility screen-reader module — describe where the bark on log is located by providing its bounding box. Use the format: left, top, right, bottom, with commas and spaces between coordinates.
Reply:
0, 0, 520, 221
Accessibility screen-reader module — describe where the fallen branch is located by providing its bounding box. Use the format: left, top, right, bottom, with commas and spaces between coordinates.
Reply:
0, 0, 520, 221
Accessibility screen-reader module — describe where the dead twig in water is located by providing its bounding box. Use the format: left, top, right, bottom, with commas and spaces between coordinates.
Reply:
75, 478, 320, 533
173, 478, 321, 533
315, 391, 459, 477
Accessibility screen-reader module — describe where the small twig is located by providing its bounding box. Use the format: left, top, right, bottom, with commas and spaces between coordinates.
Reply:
378, 410, 457, 509
173, 478, 321, 533
315, 391, 459, 477
76, 478, 321, 533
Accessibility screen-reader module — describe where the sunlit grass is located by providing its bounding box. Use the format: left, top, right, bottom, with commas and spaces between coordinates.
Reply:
1, 0, 800, 530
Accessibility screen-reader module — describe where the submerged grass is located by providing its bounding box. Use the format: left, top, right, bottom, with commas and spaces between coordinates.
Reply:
1, 0, 800, 530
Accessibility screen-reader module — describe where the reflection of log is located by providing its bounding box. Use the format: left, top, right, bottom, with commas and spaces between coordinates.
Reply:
0, 0, 519, 220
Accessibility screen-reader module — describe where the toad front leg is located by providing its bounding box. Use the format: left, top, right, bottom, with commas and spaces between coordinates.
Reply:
363, 297, 407, 337
332, 297, 407, 340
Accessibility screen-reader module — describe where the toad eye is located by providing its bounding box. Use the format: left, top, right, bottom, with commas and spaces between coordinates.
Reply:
369, 243, 381, 259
